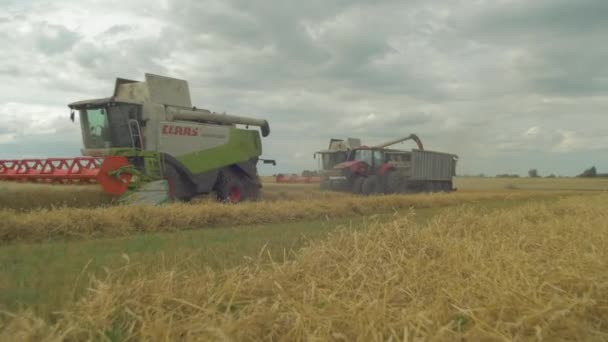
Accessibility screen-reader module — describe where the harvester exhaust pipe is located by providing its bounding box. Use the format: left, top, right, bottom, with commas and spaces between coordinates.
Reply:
171, 108, 270, 137
373, 134, 424, 150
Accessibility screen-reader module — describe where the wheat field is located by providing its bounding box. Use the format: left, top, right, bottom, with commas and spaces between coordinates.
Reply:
2, 194, 607, 341
0, 177, 607, 340
0, 190, 580, 244
0, 176, 607, 211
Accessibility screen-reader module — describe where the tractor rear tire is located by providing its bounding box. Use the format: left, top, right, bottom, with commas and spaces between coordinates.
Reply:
362, 175, 380, 196
215, 169, 255, 203
352, 177, 365, 194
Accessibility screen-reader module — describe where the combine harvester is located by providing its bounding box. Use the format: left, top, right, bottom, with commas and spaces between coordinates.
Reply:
0, 73, 275, 204
319, 134, 458, 194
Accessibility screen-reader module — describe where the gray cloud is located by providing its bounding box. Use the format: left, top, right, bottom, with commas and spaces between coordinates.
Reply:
103, 25, 133, 36
462, 0, 608, 37
450, 0, 608, 98
0, 0, 607, 176
35, 22, 81, 55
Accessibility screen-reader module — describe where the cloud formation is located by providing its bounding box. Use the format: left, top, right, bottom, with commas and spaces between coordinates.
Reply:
0, 0, 606, 176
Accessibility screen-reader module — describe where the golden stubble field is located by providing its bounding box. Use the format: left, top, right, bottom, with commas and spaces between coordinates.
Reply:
0, 177, 607, 340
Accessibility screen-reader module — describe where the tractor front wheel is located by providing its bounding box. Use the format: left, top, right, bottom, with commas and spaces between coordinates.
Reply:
352, 176, 365, 194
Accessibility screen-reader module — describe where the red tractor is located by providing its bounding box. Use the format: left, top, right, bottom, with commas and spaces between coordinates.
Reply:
321, 134, 458, 195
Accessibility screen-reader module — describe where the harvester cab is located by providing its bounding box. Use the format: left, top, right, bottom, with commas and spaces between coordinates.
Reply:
314, 137, 361, 171
314, 138, 361, 189
0, 73, 275, 205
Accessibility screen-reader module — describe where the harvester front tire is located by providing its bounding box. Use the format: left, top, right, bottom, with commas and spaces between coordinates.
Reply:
165, 164, 195, 202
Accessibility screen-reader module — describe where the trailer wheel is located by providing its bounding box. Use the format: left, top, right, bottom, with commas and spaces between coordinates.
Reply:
352, 176, 365, 194
362, 175, 381, 196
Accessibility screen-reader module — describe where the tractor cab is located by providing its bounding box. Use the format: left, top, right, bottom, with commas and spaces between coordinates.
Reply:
347, 147, 385, 171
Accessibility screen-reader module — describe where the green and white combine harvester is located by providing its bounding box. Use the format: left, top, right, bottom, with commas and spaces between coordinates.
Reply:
1, 74, 275, 205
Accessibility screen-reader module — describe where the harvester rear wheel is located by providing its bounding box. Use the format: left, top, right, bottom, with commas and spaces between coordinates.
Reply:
243, 177, 261, 201
216, 169, 258, 203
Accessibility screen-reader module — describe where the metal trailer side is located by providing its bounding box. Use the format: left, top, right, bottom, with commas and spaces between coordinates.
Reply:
410, 150, 457, 181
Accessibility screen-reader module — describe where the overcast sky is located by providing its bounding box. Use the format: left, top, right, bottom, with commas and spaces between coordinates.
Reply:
1, 0, 607, 176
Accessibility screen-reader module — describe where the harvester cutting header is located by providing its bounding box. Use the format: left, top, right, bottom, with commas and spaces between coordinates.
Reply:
0, 73, 275, 204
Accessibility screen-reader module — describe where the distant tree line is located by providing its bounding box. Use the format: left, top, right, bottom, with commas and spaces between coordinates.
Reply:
524, 167, 608, 178
301, 170, 320, 177
576, 166, 608, 178
496, 174, 520, 178
578, 166, 597, 178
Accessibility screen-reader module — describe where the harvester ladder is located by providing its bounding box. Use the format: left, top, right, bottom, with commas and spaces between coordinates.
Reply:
128, 119, 144, 150
144, 154, 163, 180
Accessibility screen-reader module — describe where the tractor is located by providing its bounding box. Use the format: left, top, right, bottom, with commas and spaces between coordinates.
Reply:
320, 134, 458, 194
